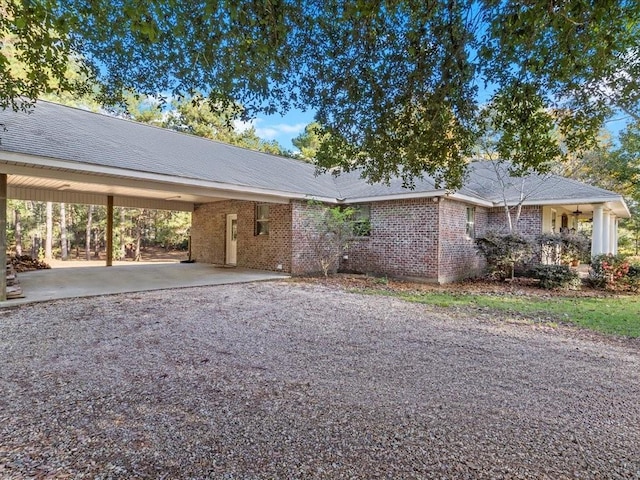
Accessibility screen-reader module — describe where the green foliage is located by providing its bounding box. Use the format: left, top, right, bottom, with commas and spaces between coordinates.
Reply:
163, 94, 288, 154
6, 200, 190, 260
291, 122, 325, 162
475, 232, 534, 280
363, 289, 640, 338
123, 92, 163, 124
538, 232, 591, 265
528, 265, 581, 290
303, 201, 356, 277
3, 1, 639, 188
627, 257, 640, 289
590, 254, 634, 291
478, 84, 562, 175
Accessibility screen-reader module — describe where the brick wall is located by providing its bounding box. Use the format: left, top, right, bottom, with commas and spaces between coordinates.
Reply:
191, 200, 293, 272
486, 205, 543, 240
344, 198, 440, 279
437, 199, 488, 282
291, 201, 334, 275
190, 197, 542, 282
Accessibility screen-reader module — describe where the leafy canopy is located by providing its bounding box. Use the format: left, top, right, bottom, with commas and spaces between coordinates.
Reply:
1, 0, 639, 188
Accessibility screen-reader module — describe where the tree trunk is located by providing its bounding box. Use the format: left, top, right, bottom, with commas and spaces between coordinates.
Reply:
135, 220, 142, 261
120, 208, 126, 259
60, 202, 68, 260
14, 208, 22, 256
94, 228, 100, 258
85, 205, 93, 261
45, 201, 53, 261
504, 205, 513, 232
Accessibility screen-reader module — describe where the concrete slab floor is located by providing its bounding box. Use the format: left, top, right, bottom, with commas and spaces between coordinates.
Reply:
2, 263, 289, 307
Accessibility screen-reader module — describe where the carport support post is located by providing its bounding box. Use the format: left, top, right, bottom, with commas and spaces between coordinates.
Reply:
0, 174, 6, 301
106, 195, 114, 267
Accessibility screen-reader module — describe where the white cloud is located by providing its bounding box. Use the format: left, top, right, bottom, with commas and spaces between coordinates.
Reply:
233, 119, 256, 133
251, 119, 307, 140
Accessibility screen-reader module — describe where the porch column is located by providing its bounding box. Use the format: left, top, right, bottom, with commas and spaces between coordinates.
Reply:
602, 211, 611, 254
106, 195, 114, 267
0, 174, 6, 301
591, 204, 604, 257
611, 216, 618, 255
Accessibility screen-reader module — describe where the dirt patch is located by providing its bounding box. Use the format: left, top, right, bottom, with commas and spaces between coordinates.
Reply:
292, 273, 620, 298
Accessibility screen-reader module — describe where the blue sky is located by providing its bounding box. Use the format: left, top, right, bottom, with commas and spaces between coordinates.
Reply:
245, 108, 315, 151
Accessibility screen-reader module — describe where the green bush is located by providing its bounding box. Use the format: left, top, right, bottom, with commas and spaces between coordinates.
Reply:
528, 264, 581, 290
475, 232, 534, 280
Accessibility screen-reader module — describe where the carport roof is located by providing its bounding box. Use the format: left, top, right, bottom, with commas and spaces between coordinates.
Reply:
0, 100, 340, 201
0, 101, 630, 217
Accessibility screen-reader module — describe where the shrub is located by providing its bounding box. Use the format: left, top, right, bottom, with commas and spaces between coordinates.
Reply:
475, 232, 534, 280
528, 264, 581, 290
303, 201, 357, 277
590, 254, 631, 291
624, 257, 640, 292
537, 231, 590, 265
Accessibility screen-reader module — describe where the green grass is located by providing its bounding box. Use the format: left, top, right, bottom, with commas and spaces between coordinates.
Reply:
361, 289, 640, 338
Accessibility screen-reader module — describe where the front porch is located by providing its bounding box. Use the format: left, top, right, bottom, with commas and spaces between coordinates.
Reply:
540, 203, 625, 257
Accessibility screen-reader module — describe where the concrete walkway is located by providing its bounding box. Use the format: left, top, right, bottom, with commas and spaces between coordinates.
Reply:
3, 263, 289, 307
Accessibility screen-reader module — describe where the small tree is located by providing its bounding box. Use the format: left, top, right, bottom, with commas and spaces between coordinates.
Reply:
475, 232, 534, 280
303, 201, 356, 277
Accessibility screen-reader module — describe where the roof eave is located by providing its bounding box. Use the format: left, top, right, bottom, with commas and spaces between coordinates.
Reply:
516, 197, 631, 218
342, 190, 493, 207
0, 151, 339, 204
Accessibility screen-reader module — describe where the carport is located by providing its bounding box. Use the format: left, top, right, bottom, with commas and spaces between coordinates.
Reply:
1, 263, 288, 306
0, 101, 313, 301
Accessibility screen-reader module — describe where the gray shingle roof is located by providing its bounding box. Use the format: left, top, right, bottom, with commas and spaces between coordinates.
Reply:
0, 101, 340, 198
465, 161, 623, 204
0, 101, 627, 210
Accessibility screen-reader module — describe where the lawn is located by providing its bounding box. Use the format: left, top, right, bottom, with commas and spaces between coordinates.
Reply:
362, 289, 640, 337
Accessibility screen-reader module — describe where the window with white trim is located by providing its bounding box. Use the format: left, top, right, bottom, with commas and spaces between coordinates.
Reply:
255, 205, 270, 235
352, 205, 371, 237
466, 207, 475, 239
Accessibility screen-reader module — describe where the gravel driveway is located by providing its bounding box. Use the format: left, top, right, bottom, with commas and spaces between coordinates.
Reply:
1, 281, 639, 479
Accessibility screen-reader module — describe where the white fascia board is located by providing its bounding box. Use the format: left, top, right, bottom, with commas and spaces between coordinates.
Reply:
338, 190, 493, 207
0, 151, 337, 204
341, 191, 445, 204
518, 197, 631, 218
446, 192, 494, 207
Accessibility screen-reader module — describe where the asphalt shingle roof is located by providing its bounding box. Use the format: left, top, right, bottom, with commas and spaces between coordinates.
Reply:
0, 101, 626, 207
0, 101, 340, 198
465, 161, 622, 204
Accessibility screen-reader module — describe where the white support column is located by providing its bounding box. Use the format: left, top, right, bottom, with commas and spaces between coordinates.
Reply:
611, 216, 618, 255
603, 211, 611, 254
591, 204, 604, 257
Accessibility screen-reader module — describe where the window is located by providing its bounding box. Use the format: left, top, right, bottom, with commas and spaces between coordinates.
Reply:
255, 205, 270, 235
551, 209, 557, 233
465, 207, 475, 239
352, 205, 371, 237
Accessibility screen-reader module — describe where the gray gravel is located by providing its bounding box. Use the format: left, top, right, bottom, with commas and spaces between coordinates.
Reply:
1, 281, 639, 479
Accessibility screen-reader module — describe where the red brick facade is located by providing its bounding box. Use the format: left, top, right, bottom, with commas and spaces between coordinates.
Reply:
190, 198, 541, 282
487, 205, 543, 239
191, 200, 293, 272
345, 199, 440, 279
437, 199, 488, 282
